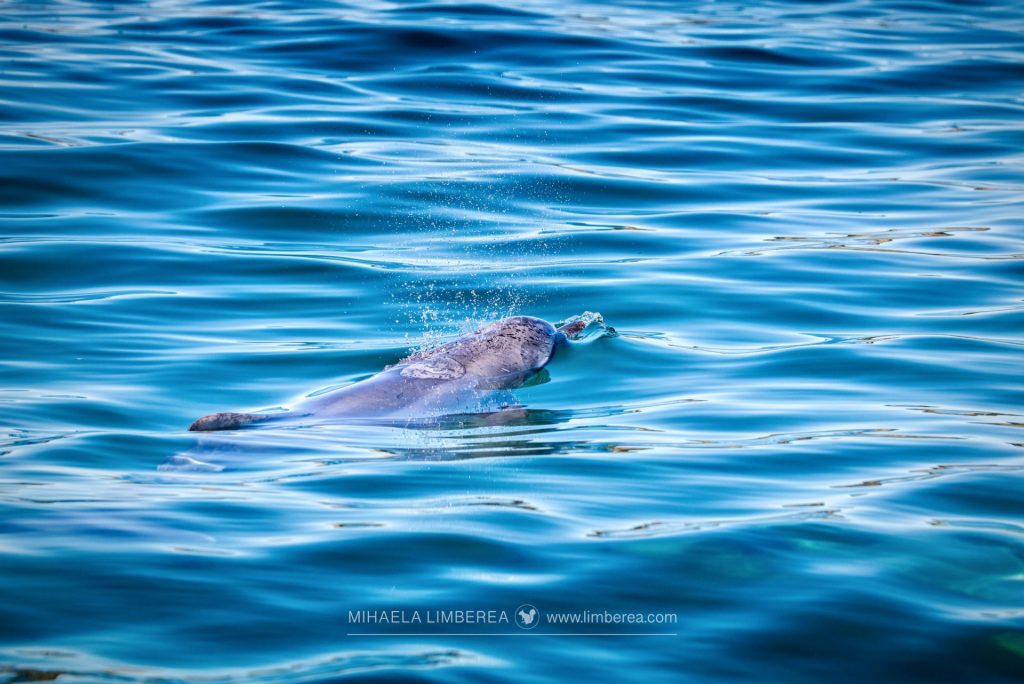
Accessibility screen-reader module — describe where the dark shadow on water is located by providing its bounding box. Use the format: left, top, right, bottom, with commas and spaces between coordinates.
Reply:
0, 648, 474, 684
158, 400, 651, 472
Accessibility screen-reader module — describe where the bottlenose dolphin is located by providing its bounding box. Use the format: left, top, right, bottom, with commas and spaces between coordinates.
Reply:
188, 315, 587, 432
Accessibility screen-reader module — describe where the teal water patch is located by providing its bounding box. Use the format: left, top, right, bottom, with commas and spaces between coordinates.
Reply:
1, 0, 1023, 682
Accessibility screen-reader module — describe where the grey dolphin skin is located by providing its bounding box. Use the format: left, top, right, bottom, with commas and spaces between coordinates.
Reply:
189, 315, 587, 432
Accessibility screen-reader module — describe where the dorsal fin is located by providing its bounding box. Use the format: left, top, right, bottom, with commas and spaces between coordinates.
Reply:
188, 411, 275, 432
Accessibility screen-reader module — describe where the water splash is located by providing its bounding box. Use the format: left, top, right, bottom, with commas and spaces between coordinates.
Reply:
556, 310, 617, 341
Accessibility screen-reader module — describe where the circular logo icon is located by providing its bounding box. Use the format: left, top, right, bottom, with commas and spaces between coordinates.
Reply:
515, 604, 540, 630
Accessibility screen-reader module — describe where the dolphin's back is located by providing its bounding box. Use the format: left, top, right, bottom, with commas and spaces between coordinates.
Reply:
186, 315, 564, 431
296, 367, 484, 420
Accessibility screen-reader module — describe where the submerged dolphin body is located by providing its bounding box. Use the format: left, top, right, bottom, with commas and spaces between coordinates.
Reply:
188, 315, 587, 432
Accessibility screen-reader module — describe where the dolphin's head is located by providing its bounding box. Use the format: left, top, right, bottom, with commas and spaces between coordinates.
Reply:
472, 316, 561, 376
402, 315, 560, 384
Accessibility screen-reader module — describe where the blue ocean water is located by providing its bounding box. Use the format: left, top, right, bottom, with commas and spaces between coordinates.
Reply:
1, 0, 1023, 681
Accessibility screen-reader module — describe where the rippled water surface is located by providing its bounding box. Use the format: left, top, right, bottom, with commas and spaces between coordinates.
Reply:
2, 0, 1024, 682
